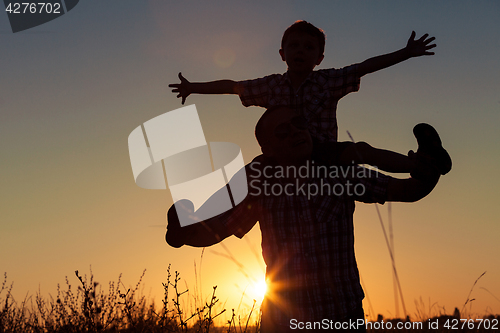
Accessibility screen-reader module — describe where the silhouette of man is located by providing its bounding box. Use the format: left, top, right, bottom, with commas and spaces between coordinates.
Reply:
166, 106, 447, 332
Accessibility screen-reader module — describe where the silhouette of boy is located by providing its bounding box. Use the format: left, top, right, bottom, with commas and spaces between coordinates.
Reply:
170, 21, 451, 183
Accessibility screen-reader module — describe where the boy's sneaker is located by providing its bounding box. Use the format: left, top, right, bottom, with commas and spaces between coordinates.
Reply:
410, 123, 452, 179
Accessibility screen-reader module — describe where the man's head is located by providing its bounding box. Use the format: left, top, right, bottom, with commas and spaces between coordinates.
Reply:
280, 21, 325, 73
255, 106, 313, 165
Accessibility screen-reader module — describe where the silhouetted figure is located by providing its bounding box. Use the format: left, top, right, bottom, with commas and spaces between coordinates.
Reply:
166, 106, 450, 332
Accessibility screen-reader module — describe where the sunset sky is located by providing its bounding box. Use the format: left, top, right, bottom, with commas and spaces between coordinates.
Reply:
1, 1, 499, 322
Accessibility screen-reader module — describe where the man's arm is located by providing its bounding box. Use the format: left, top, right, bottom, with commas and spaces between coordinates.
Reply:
357, 31, 436, 77
166, 163, 260, 248
169, 72, 239, 105
166, 200, 232, 248
386, 175, 439, 202
385, 154, 441, 202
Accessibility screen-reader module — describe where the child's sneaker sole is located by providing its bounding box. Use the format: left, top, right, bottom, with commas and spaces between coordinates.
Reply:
412, 123, 452, 175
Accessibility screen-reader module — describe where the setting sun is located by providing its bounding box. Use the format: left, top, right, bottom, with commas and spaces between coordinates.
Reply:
250, 278, 268, 302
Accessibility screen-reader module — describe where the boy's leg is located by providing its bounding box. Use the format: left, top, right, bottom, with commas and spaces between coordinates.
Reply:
337, 123, 451, 177
339, 141, 414, 173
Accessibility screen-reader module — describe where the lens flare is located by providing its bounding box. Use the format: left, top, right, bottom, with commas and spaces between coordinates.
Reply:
251, 278, 268, 302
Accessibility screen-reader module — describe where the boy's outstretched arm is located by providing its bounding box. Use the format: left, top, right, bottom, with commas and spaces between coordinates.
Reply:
357, 31, 436, 77
169, 72, 239, 104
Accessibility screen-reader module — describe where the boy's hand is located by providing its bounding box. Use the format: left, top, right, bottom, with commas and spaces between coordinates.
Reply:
406, 31, 436, 57
169, 72, 191, 105
358, 31, 437, 76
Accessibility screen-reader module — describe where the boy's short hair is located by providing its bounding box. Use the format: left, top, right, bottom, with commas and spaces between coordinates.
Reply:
281, 20, 326, 55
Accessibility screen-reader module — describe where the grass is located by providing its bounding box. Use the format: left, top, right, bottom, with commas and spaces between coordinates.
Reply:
0, 266, 260, 333
1, 267, 499, 332
2, 268, 499, 333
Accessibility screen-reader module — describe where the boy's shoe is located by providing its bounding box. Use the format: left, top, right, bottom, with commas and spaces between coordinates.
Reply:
410, 123, 452, 179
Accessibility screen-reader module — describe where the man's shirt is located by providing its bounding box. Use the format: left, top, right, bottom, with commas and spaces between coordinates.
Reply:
237, 65, 361, 143
200, 159, 389, 324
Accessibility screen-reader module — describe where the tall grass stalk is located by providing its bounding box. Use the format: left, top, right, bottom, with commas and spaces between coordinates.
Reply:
388, 202, 401, 319
375, 204, 408, 317
461, 271, 487, 318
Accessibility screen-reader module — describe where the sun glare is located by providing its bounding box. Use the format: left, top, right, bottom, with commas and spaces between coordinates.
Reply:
251, 279, 268, 302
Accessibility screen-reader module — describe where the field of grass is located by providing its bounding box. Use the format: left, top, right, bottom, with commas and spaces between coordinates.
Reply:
1, 266, 498, 333
0, 266, 259, 333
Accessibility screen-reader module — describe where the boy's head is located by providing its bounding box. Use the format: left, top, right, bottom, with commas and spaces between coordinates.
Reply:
280, 21, 326, 73
281, 20, 326, 55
